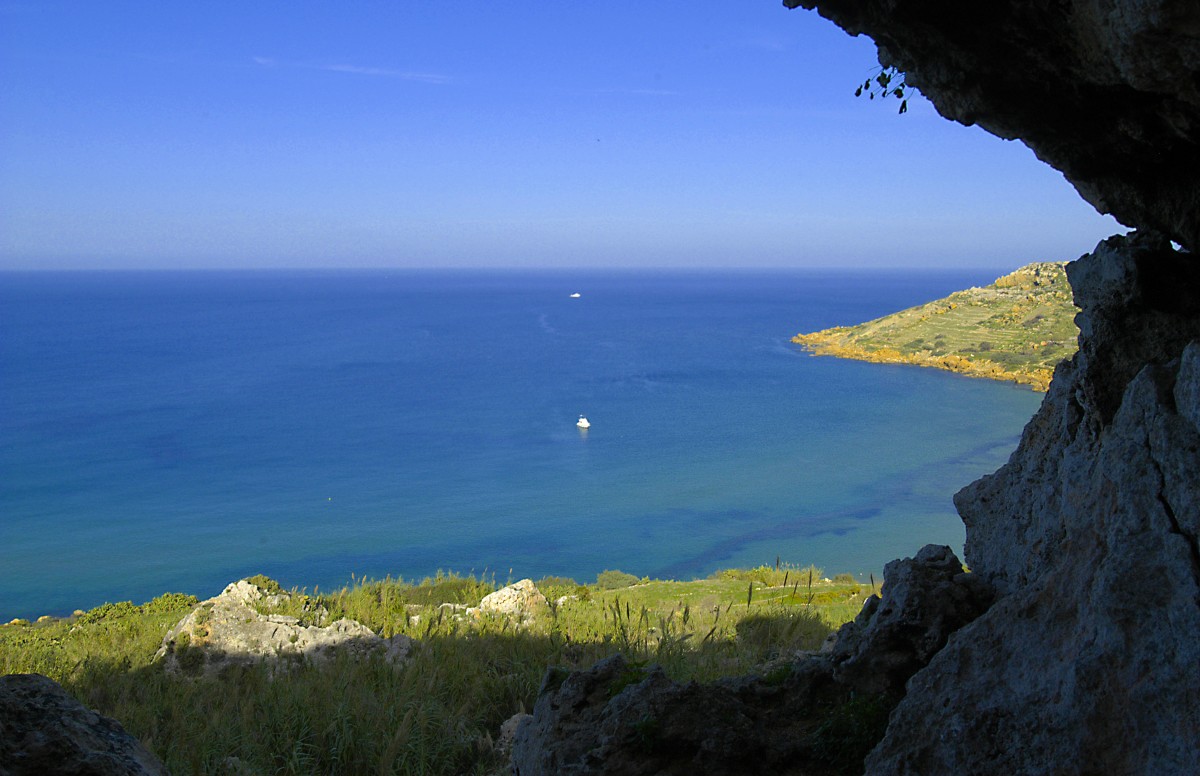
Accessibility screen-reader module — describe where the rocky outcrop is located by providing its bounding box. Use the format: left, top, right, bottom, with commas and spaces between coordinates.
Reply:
510, 545, 991, 775
863, 234, 1200, 773
772, 2, 1200, 771
960, 232, 1200, 593
477, 579, 549, 625
824, 545, 993, 698
155, 580, 411, 677
786, 0, 1200, 252
0, 673, 168, 775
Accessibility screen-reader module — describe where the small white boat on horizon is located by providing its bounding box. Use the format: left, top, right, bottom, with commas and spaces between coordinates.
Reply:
576, 415, 590, 429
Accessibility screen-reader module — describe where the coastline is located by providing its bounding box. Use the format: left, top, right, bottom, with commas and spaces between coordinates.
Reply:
791, 332, 1055, 391
791, 262, 1078, 393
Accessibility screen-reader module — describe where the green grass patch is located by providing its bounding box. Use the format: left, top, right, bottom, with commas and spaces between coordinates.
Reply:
0, 565, 873, 775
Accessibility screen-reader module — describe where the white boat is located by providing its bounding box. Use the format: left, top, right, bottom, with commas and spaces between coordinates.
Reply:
576, 415, 590, 429
569, 292, 581, 298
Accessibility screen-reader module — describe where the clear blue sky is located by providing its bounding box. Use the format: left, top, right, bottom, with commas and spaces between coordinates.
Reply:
0, 1, 1122, 270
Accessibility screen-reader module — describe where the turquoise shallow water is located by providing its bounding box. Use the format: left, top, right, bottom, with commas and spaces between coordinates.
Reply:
0, 269, 1044, 618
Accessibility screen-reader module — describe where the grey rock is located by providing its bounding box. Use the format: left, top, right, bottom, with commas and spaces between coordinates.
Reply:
510, 545, 989, 775
0, 673, 168, 775
155, 579, 411, 677
771, 2, 1200, 770
478, 579, 548, 624
496, 712, 532, 756
867, 239, 1200, 773
825, 544, 993, 698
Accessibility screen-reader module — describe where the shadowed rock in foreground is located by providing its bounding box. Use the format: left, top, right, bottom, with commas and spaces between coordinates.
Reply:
0, 674, 168, 776
511, 545, 992, 775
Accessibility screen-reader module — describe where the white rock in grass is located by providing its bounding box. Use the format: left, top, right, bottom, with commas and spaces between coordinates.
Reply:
478, 579, 549, 624
155, 579, 411, 678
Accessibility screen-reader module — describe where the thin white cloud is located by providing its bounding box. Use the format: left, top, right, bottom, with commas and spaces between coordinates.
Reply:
252, 56, 450, 84
320, 64, 450, 84
591, 87, 681, 97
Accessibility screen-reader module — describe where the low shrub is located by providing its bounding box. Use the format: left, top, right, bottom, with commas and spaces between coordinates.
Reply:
77, 601, 139, 625
596, 570, 641, 590
244, 574, 283, 594
140, 592, 199, 615
535, 576, 580, 601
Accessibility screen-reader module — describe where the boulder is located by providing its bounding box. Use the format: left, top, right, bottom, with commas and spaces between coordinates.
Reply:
478, 579, 548, 624
0, 673, 168, 775
825, 544, 993, 698
155, 579, 411, 677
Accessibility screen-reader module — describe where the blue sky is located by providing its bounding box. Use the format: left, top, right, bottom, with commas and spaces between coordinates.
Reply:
0, 2, 1123, 270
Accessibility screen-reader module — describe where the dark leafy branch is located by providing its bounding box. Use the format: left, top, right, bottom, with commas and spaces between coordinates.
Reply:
856, 66, 909, 114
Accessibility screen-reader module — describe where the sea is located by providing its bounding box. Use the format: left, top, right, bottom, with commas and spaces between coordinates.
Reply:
0, 269, 1045, 620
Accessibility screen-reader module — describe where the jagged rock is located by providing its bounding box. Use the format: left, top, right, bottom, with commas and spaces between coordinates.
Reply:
825, 544, 993, 698
155, 579, 411, 677
510, 545, 988, 775
787, 0, 1200, 251
866, 237, 1200, 773
478, 579, 548, 623
0, 673, 168, 775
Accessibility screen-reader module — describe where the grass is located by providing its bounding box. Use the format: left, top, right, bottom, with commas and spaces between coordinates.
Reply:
0, 565, 872, 775
793, 261, 1078, 391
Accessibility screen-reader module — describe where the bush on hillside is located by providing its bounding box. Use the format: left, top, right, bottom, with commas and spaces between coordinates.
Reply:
596, 570, 640, 590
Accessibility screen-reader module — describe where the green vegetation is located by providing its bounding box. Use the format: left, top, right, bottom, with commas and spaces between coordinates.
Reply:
595, 569, 641, 590
793, 262, 1078, 391
0, 567, 871, 775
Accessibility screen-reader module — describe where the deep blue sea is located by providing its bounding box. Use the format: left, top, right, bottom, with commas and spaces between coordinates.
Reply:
0, 270, 1044, 619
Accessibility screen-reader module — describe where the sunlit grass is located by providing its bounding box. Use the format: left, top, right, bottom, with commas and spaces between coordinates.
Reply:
0, 565, 872, 775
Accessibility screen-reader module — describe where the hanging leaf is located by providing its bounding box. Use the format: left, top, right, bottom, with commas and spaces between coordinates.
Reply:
855, 86, 863, 97
899, 99, 908, 114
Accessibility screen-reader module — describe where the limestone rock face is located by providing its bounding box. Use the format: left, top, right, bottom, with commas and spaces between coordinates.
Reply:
960, 232, 1200, 593
866, 235, 1200, 773
787, 0, 1200, 251
771, 2, 1200, 770
510, 545, 989, 775
478, 579, 548, 623
0, 673, 168, 775
155, 579, 411, 677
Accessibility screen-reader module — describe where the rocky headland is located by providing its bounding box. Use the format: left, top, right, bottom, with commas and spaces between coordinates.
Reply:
793, 262, 1077, 391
